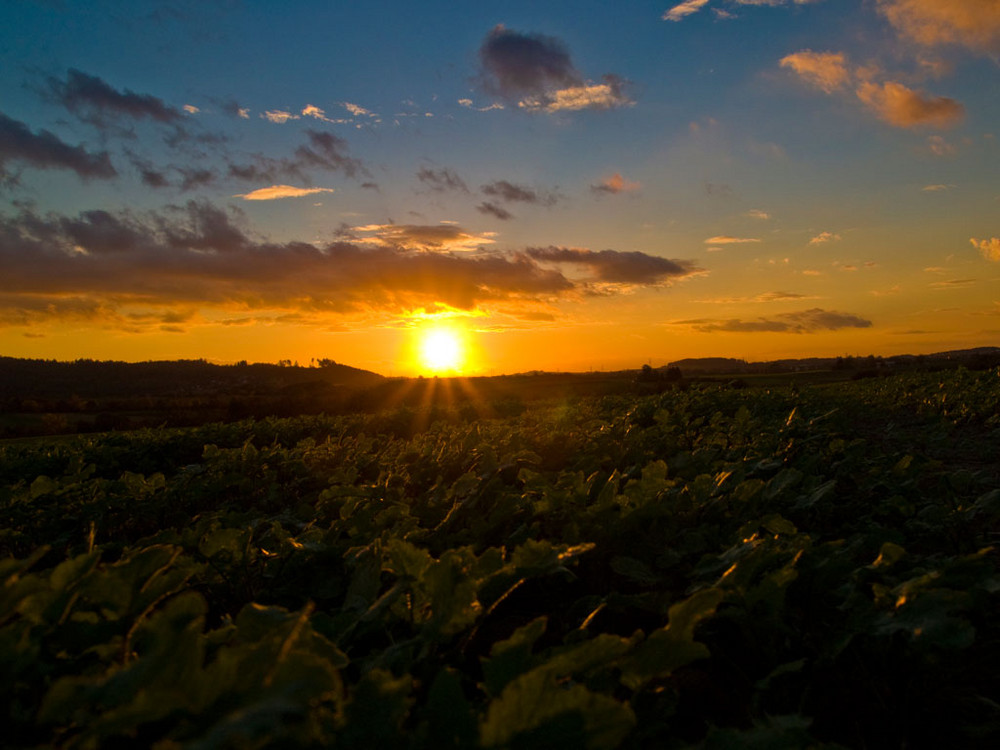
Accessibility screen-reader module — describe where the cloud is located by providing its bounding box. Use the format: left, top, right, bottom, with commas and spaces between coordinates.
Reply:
877, 0, 1000, 57
481, 179, 559, 206
478, 25, 632, 113
0, 202, 589, 321
922, 183, 955, 191
926, 135, 957, 155
47, 69, 183, 129
591, 172, 641, 195
416, 167, 469, 193
183, 104, 200, 114
678, 308, 873, 333
0, 111, 117, 181
663, 0, 711, 22
343, 102, 376, 118
525, 246, 701, 285
809, 231, 841, 244
293, 130, 367, 178
351, 222, 497, 252
704, 235, 761, 244
476, 202, 514, 221
519, 76, 633, 113
929, 278, 977, 288
780, 50, 851, 92
971, 237, 1000, 261
855, 80, 964, 128
745, 209, 771, 219
261, 110, 300, 124
235, 185, 335, 201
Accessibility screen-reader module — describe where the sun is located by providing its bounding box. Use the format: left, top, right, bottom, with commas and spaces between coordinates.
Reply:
418, 326, 465, 374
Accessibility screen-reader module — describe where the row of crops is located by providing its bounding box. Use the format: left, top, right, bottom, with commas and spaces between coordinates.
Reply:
2, 368, 999, 748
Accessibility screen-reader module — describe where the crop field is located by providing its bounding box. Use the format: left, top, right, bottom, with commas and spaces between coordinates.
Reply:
2, 368, 999, 748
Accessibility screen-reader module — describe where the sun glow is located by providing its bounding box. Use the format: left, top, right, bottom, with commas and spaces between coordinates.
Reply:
418, 326, 466, 374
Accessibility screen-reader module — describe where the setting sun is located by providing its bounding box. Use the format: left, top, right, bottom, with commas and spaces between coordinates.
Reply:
418, 327, 465, 374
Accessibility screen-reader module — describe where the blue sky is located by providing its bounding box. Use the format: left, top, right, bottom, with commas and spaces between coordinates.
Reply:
1, 0, 998, 374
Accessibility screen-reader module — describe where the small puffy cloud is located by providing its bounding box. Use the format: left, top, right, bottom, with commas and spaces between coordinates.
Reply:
47, 69, 183, 127
678, 308, 873, 333
809, 231, 842, 244
971, 237, 1000, 261
663, 0, 711, 22
183, 104, 200, 114
745, 209, 771, 219
416, 167, 469, 193
482, 179, 558, 206
877, 0, 1000, 57
478, 25, 631, 113
926, 135, 957, 155
0, 111, 116, 181
780, 50, 851, 93
301, 105, 348, 124
343, 102, 376, 117
591, 172, 641, 195
922, 183, 955, 191
261, 110, 300, 124
526, 246, 701, 285
855, 80, 964, 128
704, 235, 761, 244
352, 222, 497, 252
235, 185, 335, 201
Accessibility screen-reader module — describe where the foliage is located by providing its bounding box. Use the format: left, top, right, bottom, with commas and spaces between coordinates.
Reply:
2, 368, 999, 748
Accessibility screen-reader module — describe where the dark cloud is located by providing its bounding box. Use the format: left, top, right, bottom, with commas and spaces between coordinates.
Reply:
477, 202, 514, 220
526, 246, 701, 285
177, 167, 216, 191
0, 111, 116, 182
477, 25, 632, 113
481, 179, 558, 206
416, 167, 469, 193
294, 129, 367, 178
0, 202, 581, 322
47, 69, 183, 128
679, 308, 873, 333
479, 25, 581, 99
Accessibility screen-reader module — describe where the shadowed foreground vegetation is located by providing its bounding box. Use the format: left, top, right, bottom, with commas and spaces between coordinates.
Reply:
2, 367, 999, 748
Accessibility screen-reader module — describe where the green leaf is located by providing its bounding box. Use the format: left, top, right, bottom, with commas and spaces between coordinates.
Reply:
480, 669, 635, 750
619, 589, 723, 689
483, 616, 548, 696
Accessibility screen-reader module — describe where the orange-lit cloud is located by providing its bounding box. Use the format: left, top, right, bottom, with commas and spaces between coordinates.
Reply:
704, 235, 761, 244
676, 308, 873, 333
591, 172, 641, 195
352, 222, 497, 252
877, 0, 1000, 56
663, 0, 710, 22
971, 237, 1000, 261
855, 80, 964, 128
261, 110, 299, 124
809, 231, 841, 244
745, 209, 771, 220
235, 185, 334, 201
780, 50, 850, 92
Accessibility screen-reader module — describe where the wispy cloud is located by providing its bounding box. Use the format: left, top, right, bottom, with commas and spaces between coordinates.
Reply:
526, 246, 701, 285
476, 202, 514, 221
971, 237, 1000, 261
745, 209, 771, 220
261, 110, 300, 124
663, 0, 711, 22
482, 179, 558, 206
676, 308, 873, 333
0, 111, 116, 182
235, 185, 334, 201
809, 231, 842, 244
478, 25, 632, 113
47, 69, 183, 128
780, 50, 850, 93
876, 0, 1000, 57
416, 167, 469, 193
922, 183, 955, 191
591, 172, 641, 195
351, 222, 497, 252
704, 235, 761, 244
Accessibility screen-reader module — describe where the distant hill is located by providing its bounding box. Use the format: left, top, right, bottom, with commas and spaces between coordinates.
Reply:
0, 357, 382, 400
668, 347, 1000, 375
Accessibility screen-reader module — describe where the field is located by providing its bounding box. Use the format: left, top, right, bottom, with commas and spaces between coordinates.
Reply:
2, 368, 999, 748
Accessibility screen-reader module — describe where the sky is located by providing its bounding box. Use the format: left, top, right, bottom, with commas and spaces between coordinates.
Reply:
1, 0, 998, 376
